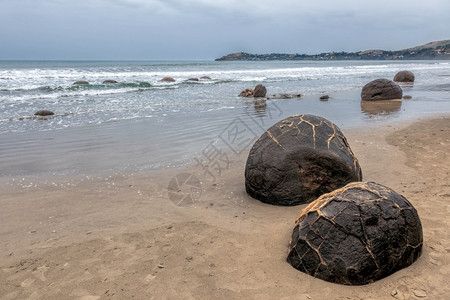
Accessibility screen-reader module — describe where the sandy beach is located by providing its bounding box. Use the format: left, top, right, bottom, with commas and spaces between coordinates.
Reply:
0, 114, 449, 299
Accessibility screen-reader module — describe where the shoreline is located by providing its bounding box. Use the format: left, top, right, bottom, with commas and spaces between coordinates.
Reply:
1, 114, 449, 299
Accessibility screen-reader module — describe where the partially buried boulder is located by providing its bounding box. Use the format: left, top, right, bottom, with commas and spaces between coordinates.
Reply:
287, 181, 423, 285
361, 78, 402, 101
239, 88, 254, 97
161, 77, 176, 82
253, 84, 267, 97
245, 114, 362, 206
73, 81, 89, 85
34, 110, 54, 116
394, 70, 415, 83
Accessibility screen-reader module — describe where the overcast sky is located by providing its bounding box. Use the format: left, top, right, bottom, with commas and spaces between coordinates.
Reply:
0, 0, 449, 60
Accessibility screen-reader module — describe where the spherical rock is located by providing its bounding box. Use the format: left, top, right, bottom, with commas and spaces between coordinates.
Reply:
161, 77, 176, 82
394, 71, 415, 82
361, 79, 402, 101
245, 114, 362, 206
34, 110, 55, 116
103, 80, 118, 84
253, 84, 267, 97
287, 181, 423, 285
73, 81, 89, 85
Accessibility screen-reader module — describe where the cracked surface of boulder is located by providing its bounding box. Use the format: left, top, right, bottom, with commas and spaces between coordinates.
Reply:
287, 181, 423, 285
361, 78, 403, 101
245, 114, 362, 206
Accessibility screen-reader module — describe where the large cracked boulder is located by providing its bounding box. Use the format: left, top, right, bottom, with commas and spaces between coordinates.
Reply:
361, 79, 402, 101
287, 181, 423, 285
245, 114, 362, 206
394, 71, 415, 83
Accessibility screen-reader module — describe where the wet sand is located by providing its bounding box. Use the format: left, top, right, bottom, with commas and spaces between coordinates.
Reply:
0, 114, 449, 299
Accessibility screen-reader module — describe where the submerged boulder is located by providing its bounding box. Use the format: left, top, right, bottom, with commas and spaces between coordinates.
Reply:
361, 79, 402, 101
73, 81, 89, 85
103, 80, 118, 84
253, 84, 267, 97
161, 77, 176, 82
287, 181, 423, 285
245, 114, 362, 206
200, 76, 211, 80
394, 71, 415, 83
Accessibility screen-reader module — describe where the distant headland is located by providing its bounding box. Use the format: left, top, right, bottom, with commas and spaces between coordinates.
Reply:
216, 40, 450, 61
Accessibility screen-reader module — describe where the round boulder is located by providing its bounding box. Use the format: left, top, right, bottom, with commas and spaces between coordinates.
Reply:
253, 84, 267, 97
245, 114, 362, 206
394, 71, 415, 83
361, 79, 402, 101
287, 181, 423, 285
161, 77, 175, 82
34, 110, 54, 116
73, 81, 89, 85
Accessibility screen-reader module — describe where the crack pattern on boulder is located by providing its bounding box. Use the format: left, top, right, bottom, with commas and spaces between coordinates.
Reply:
245, 114, 362, 206
287, 182, 423, 285
361, 78, 403, 101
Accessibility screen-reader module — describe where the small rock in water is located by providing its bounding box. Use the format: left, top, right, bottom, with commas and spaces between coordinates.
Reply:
161, 77, 175, 82
320, 95, 329, 101
200, 76, 211, 80
103, 80, 118, 84
188, 78, 199, 81
73, 80, 89, 85
403, 95, 412, 99
34, 110, 54, 116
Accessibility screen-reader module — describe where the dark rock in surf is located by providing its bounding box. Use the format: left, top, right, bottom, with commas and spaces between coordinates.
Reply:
245, 114, 362, 206
188, 78, 199, 81
200, 76, 211, 80
34, 110, 55, 116
361, 79, 402, 101
320, 95, 329, 101
103, 80, 118, 84
394, 71, 415, 83
73, 81, 89, 85
287, 181, 423, 285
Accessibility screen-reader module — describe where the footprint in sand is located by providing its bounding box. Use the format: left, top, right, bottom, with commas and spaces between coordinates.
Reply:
32, 265, 49, 282
20, 277, 36, 288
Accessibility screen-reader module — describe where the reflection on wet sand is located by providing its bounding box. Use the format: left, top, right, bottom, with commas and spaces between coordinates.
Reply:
361, 99, 402, 115
254, 99, 267, 114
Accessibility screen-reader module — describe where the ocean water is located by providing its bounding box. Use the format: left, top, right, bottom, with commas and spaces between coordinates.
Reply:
0, 60, 449, 178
